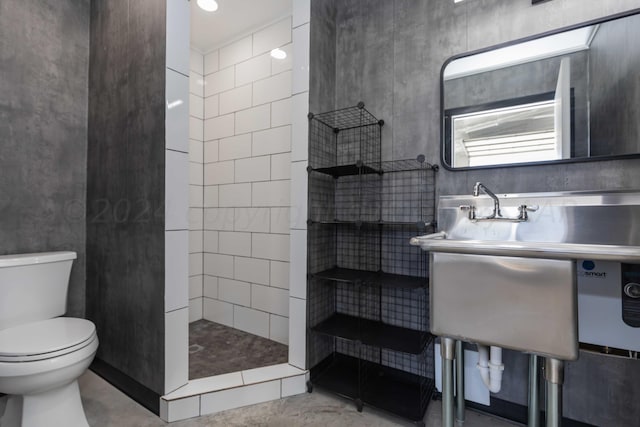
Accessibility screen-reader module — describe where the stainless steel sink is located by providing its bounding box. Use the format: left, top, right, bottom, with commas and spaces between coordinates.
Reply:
430, 252, 578, 359
413, 189, 640, 427
411, 189, 640, 359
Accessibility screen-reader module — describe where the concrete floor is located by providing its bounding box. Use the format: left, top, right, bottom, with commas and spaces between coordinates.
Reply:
0, 371, 518, 426
71, 371, 517, 426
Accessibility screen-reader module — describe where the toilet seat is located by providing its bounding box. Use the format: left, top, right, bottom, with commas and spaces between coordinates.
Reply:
0, 318, 96, 362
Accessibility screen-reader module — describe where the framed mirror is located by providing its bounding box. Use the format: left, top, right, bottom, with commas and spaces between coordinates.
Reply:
441, 9, 640, 170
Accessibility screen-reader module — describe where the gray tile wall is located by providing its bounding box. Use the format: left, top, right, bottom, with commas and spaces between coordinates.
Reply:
589, 13, 640, 157
312, 0, 640, 424
0, 0, 90, 318
87, 0, 166, 395
309, 0, 337, 114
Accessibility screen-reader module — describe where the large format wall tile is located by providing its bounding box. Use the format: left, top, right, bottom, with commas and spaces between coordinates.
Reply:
200, 16, 297, 343
0, 0, 89, 318
317, 1, 640, 425
87, 0, 167, 397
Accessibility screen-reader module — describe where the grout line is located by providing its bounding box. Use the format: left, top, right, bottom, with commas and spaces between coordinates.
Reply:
166, 65, 189, 78
166, 147, 189, 154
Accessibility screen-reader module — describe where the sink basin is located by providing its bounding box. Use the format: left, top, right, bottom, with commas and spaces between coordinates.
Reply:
411, 190, 640, 360
430, 252, 577, 359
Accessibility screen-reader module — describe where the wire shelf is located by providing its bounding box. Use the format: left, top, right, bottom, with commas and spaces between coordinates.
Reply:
308, 157, 436, 224
309, 103, 382, 172
361, 341, 436, 421
306, 103, 437, 423
309, 340, 436, 422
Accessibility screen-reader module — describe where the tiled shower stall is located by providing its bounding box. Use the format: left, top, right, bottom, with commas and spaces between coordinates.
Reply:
159, 1, 312, 421
188, 16, 296, 344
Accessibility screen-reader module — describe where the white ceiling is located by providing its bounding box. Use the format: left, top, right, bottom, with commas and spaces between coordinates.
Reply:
190, 0, 292, 54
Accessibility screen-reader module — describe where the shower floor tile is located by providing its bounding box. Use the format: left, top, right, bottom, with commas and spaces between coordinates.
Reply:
189, 319, 288, 379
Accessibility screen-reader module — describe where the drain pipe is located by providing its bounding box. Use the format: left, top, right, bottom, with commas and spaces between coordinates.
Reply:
477, 345, 504, 393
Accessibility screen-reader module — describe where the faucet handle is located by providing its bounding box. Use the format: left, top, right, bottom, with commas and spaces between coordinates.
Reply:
459, 205, 476, 220
517, 204, 539, 221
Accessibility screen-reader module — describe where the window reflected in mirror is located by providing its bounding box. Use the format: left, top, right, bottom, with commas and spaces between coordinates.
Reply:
441, 10, 640, 169
449, 99, 556, 167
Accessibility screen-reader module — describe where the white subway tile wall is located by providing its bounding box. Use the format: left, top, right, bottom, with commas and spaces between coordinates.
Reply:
270, 261, 290, 290
164, 0, 191, 396
203, 298, 233, 327
269, 314, 289, 345
219, 84, 253, 115
204, 113, 235, 140
219, 36, 253, 69
200, 17, 293, 344
252, 126, 291, 156
252, 17, 292, 56
235, 104, 271, 134
160, 7, 311, 421
234, 207, 270, 233
166, 150, 189, 230
189, 208, 204, 230
189, 48, 205, 322
218, 183, 252, 207
288, 5, 309, 362
234, 257, 270, 285
165, 230, 189, 312
204, 49, 219, 75
271, 44, 293, 75
189, 276, 204, 298
292, 24, 310, 94
252, 71, 292, 106
204, 95, 219, 119
218, 278, 251, 306
204, 67, 235, 97
204, 140, 220, 164
203, 276, 219, 299
234, 305, 270, 339
235, 54, 271, 87
190, 94, 204, 119
165, 307, 189, 393
270, 98, 292, 128
270, 208, 290, 236
189, 298, 203, 324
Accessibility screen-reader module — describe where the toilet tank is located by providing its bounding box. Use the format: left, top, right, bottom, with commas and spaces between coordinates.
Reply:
0, 251, 76, 331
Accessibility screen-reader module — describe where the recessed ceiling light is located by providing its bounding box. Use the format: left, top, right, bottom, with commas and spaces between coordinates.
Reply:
197, 0, 218, 12
270, 48, 287, 60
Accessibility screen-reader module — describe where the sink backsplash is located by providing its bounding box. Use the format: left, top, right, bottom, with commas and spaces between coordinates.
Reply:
438, 190, 640, 246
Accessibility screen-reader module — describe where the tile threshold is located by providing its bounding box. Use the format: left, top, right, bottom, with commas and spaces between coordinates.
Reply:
163, 362, 306, 401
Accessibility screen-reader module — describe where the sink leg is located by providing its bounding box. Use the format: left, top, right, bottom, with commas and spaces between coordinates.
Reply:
455, 340, 465, 424
544, 358, 564, 427
528, 354, 540, 427
441, 338, 456, 427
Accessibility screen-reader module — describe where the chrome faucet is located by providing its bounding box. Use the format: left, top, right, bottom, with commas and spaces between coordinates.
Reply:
460, 182, 537, 222
473, 182, 501, 219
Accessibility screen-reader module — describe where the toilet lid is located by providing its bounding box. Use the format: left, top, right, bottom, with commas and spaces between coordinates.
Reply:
0, 318, 96, 361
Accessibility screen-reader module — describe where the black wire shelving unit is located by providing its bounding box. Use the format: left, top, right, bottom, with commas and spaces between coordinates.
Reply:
306, 103, 439, 424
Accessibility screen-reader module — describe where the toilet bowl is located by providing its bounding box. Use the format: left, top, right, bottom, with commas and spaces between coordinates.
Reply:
0, 252, 98, 427
0, 318, 98, 427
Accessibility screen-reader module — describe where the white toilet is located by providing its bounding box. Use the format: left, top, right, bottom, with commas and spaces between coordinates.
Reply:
0, 251, 98, 427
